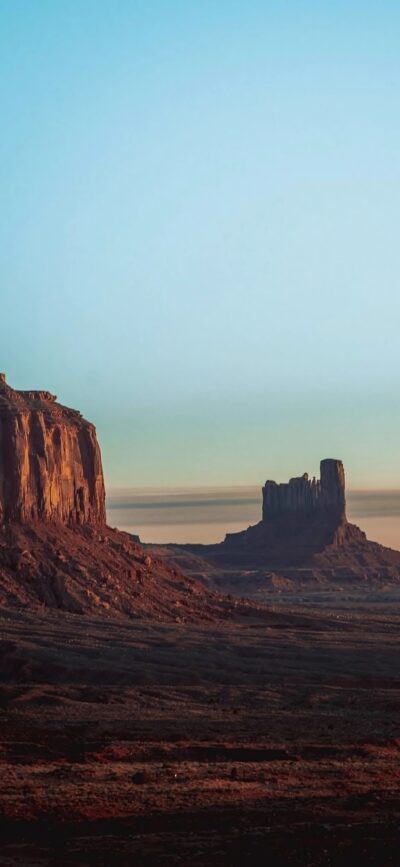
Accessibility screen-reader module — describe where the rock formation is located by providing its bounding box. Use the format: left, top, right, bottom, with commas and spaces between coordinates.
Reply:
262, 459, 346, 523
208, 458, 364, 565
167, 459, 400, 586
0, 374, 106, 525
0, 374, 251, 622
162, 462, 400, 595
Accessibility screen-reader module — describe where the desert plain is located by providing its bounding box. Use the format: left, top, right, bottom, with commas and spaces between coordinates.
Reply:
1, 589, 399, 866
0, 383, 399, 865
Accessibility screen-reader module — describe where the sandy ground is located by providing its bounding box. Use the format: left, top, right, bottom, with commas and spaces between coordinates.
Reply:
0, 599, 399, 865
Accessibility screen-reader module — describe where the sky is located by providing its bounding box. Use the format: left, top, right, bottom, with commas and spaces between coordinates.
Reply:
1, 1, 400, 489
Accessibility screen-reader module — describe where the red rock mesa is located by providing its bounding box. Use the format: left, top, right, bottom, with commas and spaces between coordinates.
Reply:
0, 374, 246, 621
0, 373, 105, 525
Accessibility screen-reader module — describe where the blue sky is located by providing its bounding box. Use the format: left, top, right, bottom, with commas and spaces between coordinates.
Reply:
1, 1, 400, 488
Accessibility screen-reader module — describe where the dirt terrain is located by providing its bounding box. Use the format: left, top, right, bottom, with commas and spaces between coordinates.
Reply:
154, 537, 400, 600
1, 599, 399, 866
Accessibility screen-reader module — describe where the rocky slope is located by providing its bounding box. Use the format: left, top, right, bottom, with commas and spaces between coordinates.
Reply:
0, 522, 243, 621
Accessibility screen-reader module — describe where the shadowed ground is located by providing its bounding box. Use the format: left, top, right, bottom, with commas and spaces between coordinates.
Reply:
0, 598, 399, 865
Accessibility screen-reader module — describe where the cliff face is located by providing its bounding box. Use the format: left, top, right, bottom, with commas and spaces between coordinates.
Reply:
262, 459, 346, 523
0, 374, 106, 525
0, 375, 239, 621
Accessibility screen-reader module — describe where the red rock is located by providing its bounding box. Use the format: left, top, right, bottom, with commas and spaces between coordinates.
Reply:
262, 459, 346, 523
0, 374, 105, 525
171, 459, 400, 586
181, 458, 365, 569
0, 375, 260, 622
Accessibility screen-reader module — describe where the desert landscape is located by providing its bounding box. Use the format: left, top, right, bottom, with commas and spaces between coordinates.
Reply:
0, 378, 399, 865
3, 4, 400, 864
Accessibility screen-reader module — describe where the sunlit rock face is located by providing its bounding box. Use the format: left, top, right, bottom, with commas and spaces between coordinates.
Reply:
0, 374, 106, 525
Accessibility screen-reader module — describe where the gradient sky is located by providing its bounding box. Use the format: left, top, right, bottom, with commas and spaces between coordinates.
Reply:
1, 1, 400, 489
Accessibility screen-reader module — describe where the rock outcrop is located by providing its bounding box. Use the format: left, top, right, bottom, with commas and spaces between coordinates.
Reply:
0, 374, 253, 622
169, 458, 400, 581
262, 459, 346, 523
162, 458, 400, 593
205, 458, 364, 566
0, 374, 106, 525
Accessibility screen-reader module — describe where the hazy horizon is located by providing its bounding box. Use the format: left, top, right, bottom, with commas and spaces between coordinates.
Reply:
107, 486, 400, 549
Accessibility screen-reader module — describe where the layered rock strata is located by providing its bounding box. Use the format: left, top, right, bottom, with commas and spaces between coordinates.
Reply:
0, 374, 105, 525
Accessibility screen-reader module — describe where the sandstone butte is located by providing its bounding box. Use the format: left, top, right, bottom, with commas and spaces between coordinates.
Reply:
0, 373, 105, 525
167, 459, 400, 589
0, 374, 252, 622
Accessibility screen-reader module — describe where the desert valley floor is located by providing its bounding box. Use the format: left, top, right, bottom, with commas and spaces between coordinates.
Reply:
1, 591, 399, 866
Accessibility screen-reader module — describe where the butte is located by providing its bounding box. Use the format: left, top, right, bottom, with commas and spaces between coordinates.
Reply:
0, 374, 239, 621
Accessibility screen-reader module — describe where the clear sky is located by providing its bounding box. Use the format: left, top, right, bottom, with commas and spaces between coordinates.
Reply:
1, 1, 400, 489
